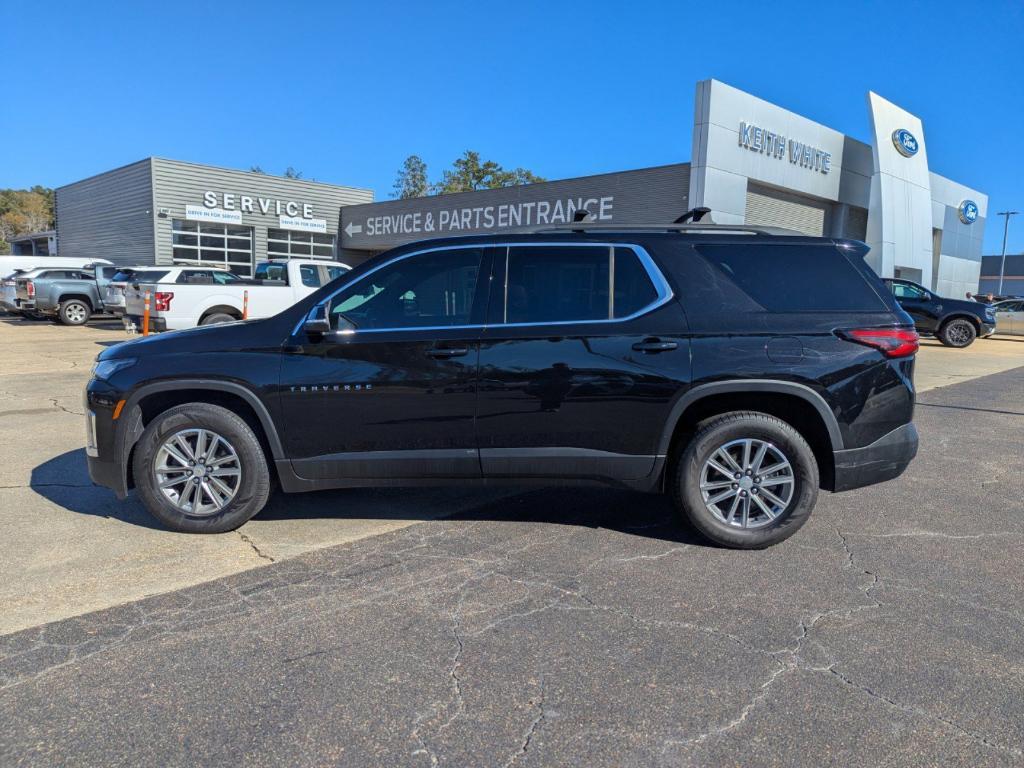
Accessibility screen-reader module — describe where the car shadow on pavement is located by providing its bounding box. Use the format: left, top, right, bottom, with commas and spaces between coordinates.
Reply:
32, 449, 706, 546
30, 448, 168, 531
257, 485, 708, 547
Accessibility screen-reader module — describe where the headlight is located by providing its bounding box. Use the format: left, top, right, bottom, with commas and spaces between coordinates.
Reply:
92, 358, 136, 381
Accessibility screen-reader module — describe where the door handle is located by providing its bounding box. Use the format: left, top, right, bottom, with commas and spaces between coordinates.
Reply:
426, 346, 469, 359
632, 338, 678, 353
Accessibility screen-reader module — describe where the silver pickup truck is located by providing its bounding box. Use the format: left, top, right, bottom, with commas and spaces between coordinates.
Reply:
14, 264, 125, 325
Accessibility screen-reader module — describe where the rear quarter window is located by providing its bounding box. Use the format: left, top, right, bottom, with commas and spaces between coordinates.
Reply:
130, 270, 171, 283
694, 244, 887, 312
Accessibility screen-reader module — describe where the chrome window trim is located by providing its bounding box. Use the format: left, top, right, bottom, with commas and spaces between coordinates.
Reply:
294, 241, 674, 336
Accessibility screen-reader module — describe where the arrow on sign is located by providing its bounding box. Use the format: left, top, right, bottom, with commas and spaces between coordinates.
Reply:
344, 221, 363, 237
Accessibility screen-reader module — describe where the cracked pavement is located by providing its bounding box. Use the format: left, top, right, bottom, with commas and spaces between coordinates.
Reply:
1, 321, 1022, 767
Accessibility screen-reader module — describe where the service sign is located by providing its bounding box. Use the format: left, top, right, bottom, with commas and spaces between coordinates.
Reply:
279, 215, 328, 233
185, 204, 243, 225
340, 164, 692, 250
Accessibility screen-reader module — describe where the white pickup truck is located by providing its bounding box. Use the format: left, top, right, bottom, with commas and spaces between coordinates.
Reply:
124, 259, 350, 331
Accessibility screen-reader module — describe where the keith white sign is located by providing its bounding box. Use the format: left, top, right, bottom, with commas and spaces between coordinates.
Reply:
185, 204, 243, 225
739, 121, 832, 174
279, 215, 327, 233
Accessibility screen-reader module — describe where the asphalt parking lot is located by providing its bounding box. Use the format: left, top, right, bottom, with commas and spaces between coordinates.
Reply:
0, 314, 1022, 766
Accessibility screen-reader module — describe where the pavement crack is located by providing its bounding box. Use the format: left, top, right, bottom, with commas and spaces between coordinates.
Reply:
664, 658, 791, 751
845, 530, 1022, 541
825, 666, 1024, 757
503, 675, 546, 767
236, 531, 274, 563
613, 545, 692, 563
48, 397, 85, 417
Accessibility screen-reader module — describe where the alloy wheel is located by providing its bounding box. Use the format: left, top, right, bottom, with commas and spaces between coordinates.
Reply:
699, 438, 795, 529
947, 322, 973, 346
153, 428, 242, 516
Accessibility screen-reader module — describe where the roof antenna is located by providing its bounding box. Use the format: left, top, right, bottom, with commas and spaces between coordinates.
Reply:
673, 207, 712, 224
571, 209, 593, 232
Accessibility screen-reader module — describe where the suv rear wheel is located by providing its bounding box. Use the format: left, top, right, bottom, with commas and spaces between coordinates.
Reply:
133, 403, 271, 533
671, 412, 819, 549
58, 299, 91, 326
937, 317, 977, 348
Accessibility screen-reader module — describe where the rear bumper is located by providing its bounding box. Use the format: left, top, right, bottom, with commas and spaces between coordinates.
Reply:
126, 314, 167, 332
831, 422, 918, 492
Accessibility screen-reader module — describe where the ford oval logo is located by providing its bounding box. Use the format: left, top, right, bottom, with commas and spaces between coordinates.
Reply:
958, 199, 979, 225
892, 128, 919, 158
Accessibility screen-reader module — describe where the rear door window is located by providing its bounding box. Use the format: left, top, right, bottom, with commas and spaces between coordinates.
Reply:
326, 265, 349, 281
694, 244, 888, 312
300, 265, 321, 288
503, 245, 661, 324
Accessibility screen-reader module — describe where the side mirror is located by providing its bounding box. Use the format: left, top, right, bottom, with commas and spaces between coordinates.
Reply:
303, 304, 331, 335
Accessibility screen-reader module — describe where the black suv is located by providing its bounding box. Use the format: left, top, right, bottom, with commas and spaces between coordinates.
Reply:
883, 278, 996, 347
86, 225, 920, 548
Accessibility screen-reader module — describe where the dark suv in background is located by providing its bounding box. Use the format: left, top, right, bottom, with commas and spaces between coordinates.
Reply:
85, 223, 919, 549
883, 278, 996, 347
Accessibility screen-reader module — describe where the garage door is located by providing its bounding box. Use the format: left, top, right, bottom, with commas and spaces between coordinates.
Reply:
745, 184, 829, 236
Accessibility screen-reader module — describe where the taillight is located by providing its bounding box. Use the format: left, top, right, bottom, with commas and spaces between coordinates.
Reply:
26, 281, 35, 298
839, 327, 919, 358
154, 292, 174, 312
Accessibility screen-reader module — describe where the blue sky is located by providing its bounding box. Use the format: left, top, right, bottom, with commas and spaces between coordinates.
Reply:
4, 0, 1023, 253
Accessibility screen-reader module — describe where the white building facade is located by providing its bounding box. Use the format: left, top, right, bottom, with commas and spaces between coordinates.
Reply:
688, 80, 987, 297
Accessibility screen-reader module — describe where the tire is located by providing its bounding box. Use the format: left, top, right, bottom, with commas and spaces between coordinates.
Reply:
938, 318, 977, 348
670, 411, 819, 549
133, 403, 271, 533
200, 312, 237, 326
58, 299, 91, 326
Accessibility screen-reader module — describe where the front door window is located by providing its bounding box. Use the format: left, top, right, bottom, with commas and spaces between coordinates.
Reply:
329, 248, 483, 330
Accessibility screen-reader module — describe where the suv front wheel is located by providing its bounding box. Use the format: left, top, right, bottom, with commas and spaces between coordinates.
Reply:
671, 412, 819, 549
937, 317, 977, 348
133, 403, 271, 533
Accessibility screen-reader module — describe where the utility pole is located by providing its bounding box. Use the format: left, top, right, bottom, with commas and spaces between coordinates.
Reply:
996, 210, 1019, 295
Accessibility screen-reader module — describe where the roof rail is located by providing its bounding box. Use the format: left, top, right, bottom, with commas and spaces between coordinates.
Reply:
531, 222, 806, 237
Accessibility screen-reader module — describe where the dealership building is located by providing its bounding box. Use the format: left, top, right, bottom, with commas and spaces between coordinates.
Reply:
54, 79, 988, 296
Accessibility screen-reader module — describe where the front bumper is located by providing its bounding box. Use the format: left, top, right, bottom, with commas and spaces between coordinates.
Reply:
981, 321, 996, 337
831, 422, 919, 492
85, 381, 139, 499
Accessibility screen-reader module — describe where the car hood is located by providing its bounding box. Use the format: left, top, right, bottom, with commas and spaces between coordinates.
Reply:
98, 317, 284, 360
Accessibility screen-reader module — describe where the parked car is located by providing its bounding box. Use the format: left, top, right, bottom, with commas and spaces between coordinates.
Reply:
1, 270, 30, 315
992, 299, 1024, 335
14, 263, 126, 325
86, 223, 920, 549
882, 278, 995, 348
3, 258, 114, 318
124, 259, 348, 331
105, 267, 174, 319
